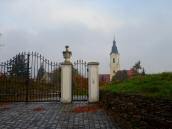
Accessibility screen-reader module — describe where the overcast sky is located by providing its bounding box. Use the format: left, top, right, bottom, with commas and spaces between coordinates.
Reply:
0, 0, 172, 74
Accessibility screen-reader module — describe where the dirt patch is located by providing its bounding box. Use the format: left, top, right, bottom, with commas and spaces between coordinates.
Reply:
33, 106, 45, 112
100, 90, 172, 129
73, 105, 100, 113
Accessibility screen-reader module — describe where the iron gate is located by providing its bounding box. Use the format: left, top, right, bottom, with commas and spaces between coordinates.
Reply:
0, 52, 61, 102
72, 60, 88, 101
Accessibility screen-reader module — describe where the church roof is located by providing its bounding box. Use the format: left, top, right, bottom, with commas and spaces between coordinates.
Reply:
111, 40, 118, 54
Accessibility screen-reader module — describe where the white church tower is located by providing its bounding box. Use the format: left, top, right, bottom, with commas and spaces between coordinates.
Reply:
110, 39, 120, 81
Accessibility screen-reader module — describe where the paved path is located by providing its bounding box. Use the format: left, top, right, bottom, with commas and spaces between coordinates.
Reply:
0, 102, 119, 129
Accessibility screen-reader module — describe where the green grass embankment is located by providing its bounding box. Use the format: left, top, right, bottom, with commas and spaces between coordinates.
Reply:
103, 73, 172, 100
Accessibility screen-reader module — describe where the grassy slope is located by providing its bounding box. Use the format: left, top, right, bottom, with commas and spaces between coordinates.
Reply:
104, 73, 172, 100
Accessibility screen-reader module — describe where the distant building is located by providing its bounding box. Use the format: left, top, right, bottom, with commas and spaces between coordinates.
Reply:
99, 38, 120, 83
99, 74, 110, 83
99, 38, 136, 83
127, 69, 137, 78
110, 39, 120, 81
41, 72, 50, 82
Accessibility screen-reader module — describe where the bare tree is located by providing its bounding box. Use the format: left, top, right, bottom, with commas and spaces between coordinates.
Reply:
133, 60, 142, 73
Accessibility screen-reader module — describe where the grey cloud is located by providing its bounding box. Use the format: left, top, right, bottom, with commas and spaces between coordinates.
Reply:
0, 0, 172, 74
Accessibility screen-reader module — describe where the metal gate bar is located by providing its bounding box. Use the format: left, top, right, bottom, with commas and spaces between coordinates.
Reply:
0, 52, 61, 102
72, 60, 88, 101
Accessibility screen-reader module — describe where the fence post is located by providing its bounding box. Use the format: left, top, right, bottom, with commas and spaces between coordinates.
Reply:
61, 46, 72, 103
61, 63, 72, 103
88, 62, 99, 103
26, 53, 30, 102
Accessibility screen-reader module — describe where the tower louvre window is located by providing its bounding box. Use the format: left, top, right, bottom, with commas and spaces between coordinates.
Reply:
113, 58, 115, 63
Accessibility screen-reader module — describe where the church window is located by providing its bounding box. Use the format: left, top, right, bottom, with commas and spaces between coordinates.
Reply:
113, 58, 115, 63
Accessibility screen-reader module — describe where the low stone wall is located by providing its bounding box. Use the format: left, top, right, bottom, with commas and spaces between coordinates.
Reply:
100, 90, 172, 129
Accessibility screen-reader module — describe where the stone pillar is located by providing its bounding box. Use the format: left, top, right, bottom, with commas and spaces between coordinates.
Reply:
88, 62, 99, 103
61, 46, 72, 103
61, 63, 72, 103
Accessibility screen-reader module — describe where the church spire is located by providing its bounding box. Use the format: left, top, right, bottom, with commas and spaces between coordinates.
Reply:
111, 38, 118, 54
113, 34, 116, 41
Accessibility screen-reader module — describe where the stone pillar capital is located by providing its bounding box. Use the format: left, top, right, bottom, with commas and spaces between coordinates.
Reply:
63, 46, 72, 63
88, 62, 99, 65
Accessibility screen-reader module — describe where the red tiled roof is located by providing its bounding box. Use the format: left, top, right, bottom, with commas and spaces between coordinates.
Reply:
99, 74, 110, 83
127, 69, 136, 77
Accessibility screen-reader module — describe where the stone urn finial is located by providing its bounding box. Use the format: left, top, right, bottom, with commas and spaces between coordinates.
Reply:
63, 45, 72, 63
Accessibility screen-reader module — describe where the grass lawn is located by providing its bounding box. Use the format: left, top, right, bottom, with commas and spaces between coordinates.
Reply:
103, 72, 172, 100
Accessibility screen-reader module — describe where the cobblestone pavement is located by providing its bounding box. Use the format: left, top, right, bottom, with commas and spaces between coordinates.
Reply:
0, 102, 119, 129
